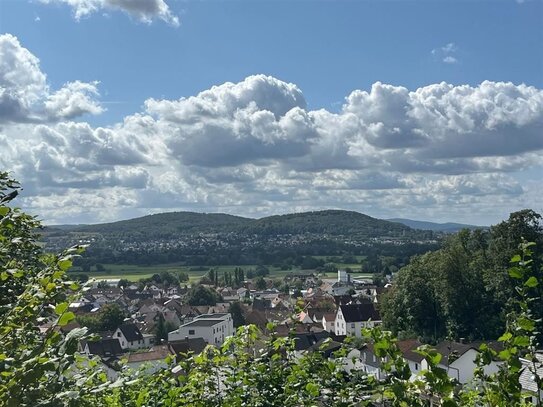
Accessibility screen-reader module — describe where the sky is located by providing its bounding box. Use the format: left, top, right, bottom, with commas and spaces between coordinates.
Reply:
0, 0, 542, 226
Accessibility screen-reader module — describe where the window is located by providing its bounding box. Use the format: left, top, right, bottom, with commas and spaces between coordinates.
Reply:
189, 329, 195, 335
117, 332, 121, 337
415, 363, 419, 370
351, 323, 355, 329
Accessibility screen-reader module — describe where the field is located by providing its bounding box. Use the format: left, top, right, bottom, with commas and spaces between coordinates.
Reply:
68, 261, 374, 282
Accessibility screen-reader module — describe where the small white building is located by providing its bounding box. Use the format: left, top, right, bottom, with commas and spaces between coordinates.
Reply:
425, 341, 503, 384
168, 313, 234, 346
338, 270, 351, 284
335, 303, 381, 338
113, 323, 155, 350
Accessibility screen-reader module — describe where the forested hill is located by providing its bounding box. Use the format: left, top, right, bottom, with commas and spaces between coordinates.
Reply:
75, 212, 252, 236
387, 218, 485, 233
55, 210, 417, 239
42, 210, 438, 266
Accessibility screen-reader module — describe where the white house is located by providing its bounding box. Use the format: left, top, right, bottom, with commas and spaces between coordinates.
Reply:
168, 313, 234, 346
322, 312, 336, 333
113, 323, 155, 350
423, 341, 503, 384
335, 303, 381, 338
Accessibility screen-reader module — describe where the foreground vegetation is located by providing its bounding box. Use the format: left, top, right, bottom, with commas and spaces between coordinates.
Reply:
1, 172, 541, 406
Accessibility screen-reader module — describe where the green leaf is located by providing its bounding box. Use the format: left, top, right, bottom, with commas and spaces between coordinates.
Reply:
513, 336, 530, 347
305, 382, 319, 397
498, 332, 512, 342
510, 254, 521, 263
0, 206, 9, 216
498, 349, 511, 361
518, 317, 535, 331
524, 277, 538, 288
58, 259, 72, 271
55, 302, 68, 315
58, 312, 75, 326
508, 267, 523, 279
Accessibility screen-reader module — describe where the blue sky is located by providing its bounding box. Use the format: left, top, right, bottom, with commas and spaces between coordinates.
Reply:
0, 0, 542, 225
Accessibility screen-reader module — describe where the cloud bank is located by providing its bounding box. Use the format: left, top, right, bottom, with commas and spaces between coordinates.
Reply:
39, 0, 179, 26
1, 34, 542, 224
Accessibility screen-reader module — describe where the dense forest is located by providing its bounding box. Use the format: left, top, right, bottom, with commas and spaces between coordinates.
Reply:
381, 209, 543, 344
1, 172, 541, 406
41, 210, 440, 269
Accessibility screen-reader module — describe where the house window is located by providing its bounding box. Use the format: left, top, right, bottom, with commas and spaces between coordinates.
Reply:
415, 363, 419, 370
117, 332, 121, 337
189, 329, 195, 335
351, 323, 355, 329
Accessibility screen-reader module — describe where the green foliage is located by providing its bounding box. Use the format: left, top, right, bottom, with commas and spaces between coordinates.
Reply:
76, 303, 126, 333
1, 173, 542, 406
186, 284, 221, 306
381, 211, 543, 343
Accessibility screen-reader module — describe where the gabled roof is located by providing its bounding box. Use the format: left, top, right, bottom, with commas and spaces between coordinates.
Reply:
169, 338, 207, 356
118, 324, 144, 342
292, 331, 331, 351
85, 338, 123, 357
397, 339, 424, 363
338, 303, 381, 322
519, 353, 543, 394
126, 345, 171, 363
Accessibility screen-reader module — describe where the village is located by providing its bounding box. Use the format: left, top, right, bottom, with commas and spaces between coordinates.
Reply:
41, 268, 540, 403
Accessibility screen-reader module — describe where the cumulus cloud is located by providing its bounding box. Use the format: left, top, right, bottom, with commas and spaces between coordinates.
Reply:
40, 0, 179, 26
145, 75, 317, 167
0, 34, 103, 123
2, 36, 542, 224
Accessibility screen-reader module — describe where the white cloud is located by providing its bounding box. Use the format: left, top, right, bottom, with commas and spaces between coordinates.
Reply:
0, 34, 103, 123
2, 36, 543, 225
40, 0, 179, 26
432, 42, 460, 64
443, 56, 458, 64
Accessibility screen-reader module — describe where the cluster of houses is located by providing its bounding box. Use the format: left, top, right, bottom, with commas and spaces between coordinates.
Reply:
49, 270, 542, 402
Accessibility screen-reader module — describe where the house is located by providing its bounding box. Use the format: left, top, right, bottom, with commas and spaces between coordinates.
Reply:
322, 312, 336, 333
125, 345, 172, 375
425, 341, 503, 384
169, 337, 208, 357
397, 339, 424, 374
81, 338, 124, 358
113, 323, 155, 350
519, 353, 543, 404
334, 303, 381, 337
168, 313, 234, 346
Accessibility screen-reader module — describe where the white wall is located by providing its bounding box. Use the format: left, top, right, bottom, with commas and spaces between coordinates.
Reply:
168, 314, 234, 346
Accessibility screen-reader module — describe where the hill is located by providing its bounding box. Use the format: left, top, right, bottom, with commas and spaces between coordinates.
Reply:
41, 210, 439, 267
387, 218, 486, 233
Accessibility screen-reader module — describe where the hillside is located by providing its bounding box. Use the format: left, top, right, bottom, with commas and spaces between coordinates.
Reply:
76, 212, 252, 237
63, 210, 414, 238
388, 218, 486, 233
41, 210, 439, 267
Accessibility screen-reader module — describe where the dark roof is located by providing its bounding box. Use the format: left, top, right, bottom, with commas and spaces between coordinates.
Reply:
252, 298, 272, 311
118, 324, 144, 342
196, 313, 228, 319
169, 338, 207, 356
339, 303, 381, 322
85, 338, 123, 357
433, 340, 503, 365
292, 331, 331, 351
397, 339, 424, 363
308, 338, 343, 357
182, 319, 223, 327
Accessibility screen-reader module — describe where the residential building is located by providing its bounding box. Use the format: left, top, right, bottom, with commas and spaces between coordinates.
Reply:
168, 313, 234, 346
335, 303, 381, 337
113, 323, 155, 350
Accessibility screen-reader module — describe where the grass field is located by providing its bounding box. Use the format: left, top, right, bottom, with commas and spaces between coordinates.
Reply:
68, 262, 375, 282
